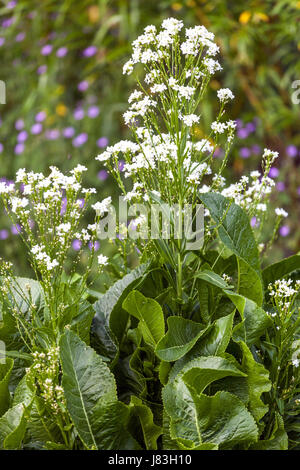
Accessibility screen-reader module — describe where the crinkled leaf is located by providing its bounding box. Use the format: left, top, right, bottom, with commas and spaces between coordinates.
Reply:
251, 413, 288, 450
180, 356, 247, 395
123, 290, 165, 348
155, 317, 210, 362
239, 342, 271, 422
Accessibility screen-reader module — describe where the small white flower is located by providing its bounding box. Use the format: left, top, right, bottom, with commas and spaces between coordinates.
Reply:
97, 254, 108, 266
217, 88, 234, 102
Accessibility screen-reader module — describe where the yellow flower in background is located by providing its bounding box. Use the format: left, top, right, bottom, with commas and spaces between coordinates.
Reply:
253, 12, 269, 23
186, 0, 196, 7
297, 1, 300, 8
56, 103, 67, 117
239, 11, 251, 24
88, 5, 100, 23
172, 3, 183, 11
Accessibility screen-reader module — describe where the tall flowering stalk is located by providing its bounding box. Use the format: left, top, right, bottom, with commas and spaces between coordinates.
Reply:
96, 18, 286, 307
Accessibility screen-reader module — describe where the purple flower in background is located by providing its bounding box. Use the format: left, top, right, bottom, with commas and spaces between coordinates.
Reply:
63, 127, 75, 138
276, 182, 285, 192
245, 122, 256, 133
15, 143, 25, 154
2, 18, 14, 28
15, 118, 24, 130
213, 148, 224, 158
237, 128, 249, 139
0, 143, 3, 153
72, 133, 88, 147
250, 216, 257, 228
61, 197, 67, 215
88, 240, 100, 251
78, 81, 89, 92
279, 225, 290, 237
87, 105, 99, 118
7, 1, 17, 8
297, 187, 300, 196
15, 32, 25, 42
17, 130, 28, 143
97, 137, 109, 148
45, 129, 60, 140
286, 145, 298, 158
82, 46, 97, 57
97, 170, 108, 181
118, 160, 125, 171
56, 47, 68, 58
239, 147, 251, 159
73, 108, 85, 120
72, 239, 82, 251
77, 198, 85, 208
37, 65, 47, 75
235, 119, 243, 129
41, 44, 53, 56
35, 111, 46, 122
0, 229, 9, 240
0, 38, 5, 47
268, 167, 279, 178
31, 123, 42, 135
251, 144, 261, 155
11, 223, 21, 235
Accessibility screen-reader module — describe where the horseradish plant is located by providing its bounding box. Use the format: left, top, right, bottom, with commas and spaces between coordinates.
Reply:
0, 18, 298, 450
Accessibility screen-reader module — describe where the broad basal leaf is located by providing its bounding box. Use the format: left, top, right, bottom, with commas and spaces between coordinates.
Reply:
60, 330, 138, 450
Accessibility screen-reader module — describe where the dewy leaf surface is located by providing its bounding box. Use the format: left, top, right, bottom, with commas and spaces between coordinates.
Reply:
155, 317, 210, 362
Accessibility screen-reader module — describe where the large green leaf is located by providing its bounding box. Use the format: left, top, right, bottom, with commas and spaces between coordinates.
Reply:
262, 254, 300, 289
224, 291, 271, 345
0, 358, 13, 416
129, 396, 162, 450
163, 376, 258, 448
155, 317, 210, 362
0, 404, 27, 449
179, 356, 246, 395
123, 291, 165, 348
239, 342, 271, 423
60, 330, 138, 449
200, 193, 263, 305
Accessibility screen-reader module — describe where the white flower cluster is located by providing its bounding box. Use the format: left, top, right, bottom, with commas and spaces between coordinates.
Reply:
268, 278, 300, 312
217, 88, 235, 102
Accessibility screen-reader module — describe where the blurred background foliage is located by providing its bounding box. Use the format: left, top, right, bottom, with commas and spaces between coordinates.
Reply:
0, 0, 300, 275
